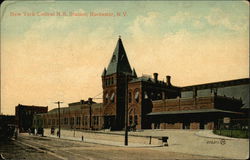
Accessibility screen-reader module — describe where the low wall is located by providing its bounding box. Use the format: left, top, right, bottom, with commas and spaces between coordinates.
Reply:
44, 128, 161, 145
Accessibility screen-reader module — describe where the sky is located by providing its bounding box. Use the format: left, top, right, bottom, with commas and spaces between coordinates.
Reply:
1, 1, 249, 115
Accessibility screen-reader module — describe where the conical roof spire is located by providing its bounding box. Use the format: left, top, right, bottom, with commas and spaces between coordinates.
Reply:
105, 37, 132, 76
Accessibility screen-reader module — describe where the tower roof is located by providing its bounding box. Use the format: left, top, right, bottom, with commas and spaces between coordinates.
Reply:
105, 37, 133, 76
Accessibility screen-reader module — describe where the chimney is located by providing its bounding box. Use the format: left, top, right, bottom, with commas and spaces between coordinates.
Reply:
153, 73, 158, 82
80, 100, 85, 104
166, 75, 171, 86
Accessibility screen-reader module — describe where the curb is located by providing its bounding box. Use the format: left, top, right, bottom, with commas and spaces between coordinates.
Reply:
45, 134, 163, 148
194, 131, 247, 140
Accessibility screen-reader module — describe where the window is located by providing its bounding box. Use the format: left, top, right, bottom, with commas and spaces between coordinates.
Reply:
110, 92, 115, 103
93, 116, 99, 125
129, 92, 132, 103
48, 119, 51, 125
129, 116, 133, 125
135, 90, 139, 103
157, 93, 161, 99
64, 118, 68, 125
108, 78, 110, 85
52, 119, 55, 125
111, 77, 114, 84
76, 117, 81, 125
144, 91, 148, 99
96, 116, 99, 125
105, 93, 109, 103
134, 115, 138, 125
84, 116, 88, 126
70, 117, 74, 125
82, 116, 85, 125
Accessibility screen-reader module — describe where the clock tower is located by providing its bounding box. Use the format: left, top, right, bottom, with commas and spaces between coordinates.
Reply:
102, 37, 136, 130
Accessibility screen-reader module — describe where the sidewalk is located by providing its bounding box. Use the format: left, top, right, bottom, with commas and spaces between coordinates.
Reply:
194, 130, 245, 140
44, 129, 249, 159
45, 134, 162, 148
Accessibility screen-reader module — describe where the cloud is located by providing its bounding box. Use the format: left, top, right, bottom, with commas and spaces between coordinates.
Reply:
128, 12, 159, 40
205, 8, 248, 32
169, 12, 192, 24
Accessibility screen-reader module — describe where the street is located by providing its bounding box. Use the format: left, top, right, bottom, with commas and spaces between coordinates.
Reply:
0, 133, 217, 160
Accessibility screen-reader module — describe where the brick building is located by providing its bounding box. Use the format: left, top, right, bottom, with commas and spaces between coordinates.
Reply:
15, 104, 48, 132
39, 99, 103, 130
148, 78, 249, 129
101, 38, 180, 130
36, 37, 249, 131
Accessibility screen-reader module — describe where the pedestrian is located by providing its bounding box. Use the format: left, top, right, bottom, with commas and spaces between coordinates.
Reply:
28, 128, 31, 135
42, 128, 44, 137
34, 128, 37, 135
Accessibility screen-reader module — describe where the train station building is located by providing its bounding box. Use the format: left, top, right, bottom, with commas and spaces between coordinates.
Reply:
35, 37, 249, 131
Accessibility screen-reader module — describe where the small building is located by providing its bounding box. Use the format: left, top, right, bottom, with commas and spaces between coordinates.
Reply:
15, 104, 48, 132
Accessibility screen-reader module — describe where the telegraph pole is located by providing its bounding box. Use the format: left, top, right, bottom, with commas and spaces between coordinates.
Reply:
124, 74, 128, 146
88, 98, 93, 130
54, 101, 63, 138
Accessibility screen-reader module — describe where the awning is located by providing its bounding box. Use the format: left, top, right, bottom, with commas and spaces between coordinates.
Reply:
147, 109, 244, 116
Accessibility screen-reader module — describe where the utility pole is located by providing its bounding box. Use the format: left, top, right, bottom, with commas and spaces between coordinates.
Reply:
54, 101, 63, 138
124, 74, 128, 146
88, 98, 93, 130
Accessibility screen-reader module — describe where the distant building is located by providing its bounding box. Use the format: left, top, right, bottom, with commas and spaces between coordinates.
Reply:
35, 37, 249, 131
38, 99, 103, 130
15, 104, 48, 132
0, 115, 16, 139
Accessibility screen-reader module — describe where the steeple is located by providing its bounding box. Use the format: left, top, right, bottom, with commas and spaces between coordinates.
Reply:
106, 37, 132, 76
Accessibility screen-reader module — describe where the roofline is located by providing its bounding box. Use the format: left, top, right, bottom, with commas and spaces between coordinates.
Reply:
16, 104, 48, 108
147, 109, 244, 116
181, 78, 250, 91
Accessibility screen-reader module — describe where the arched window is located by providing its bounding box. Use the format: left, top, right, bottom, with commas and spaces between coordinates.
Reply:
144, 91, 148, 99
134, 90, 140, 103
105, 93, 109, 103
110, 92, 115, 103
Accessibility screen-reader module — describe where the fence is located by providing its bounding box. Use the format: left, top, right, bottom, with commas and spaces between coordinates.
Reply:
214, 118, 249, 138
